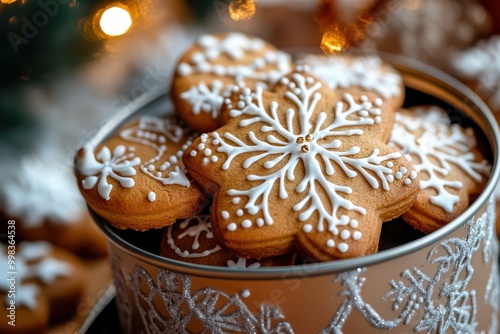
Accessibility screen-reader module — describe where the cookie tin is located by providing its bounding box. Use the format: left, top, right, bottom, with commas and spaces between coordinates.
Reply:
87, 54, 500, 333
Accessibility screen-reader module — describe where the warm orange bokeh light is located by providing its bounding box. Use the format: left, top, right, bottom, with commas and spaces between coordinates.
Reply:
1, 0, 17, 4
99, 6, 132, 37
229, 0, 256, 21
321, 29, 346, 54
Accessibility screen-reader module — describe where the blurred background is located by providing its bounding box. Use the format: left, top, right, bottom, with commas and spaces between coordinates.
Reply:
1, 0, 500, 331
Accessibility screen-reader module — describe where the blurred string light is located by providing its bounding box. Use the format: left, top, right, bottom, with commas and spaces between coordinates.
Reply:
99, 5, 132, 36
229, 0, 255, 21
316, 0, 388, 54
0, 0, 16, 4
81, 2, 135, 41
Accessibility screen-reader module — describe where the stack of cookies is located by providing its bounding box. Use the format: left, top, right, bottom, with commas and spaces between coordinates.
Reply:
0, 150, 109, 333
74, 32, 491, 267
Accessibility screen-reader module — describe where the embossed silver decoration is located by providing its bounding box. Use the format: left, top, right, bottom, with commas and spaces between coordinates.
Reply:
111, 199, 498, 333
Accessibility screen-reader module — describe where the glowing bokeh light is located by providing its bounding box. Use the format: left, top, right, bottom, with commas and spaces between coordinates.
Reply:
320, 29, 346, 54
1, 0, 17, 4
99, 6, 132, 37
229, 0, 256, 21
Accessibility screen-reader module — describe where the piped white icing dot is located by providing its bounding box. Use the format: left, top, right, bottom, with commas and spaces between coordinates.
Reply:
190, 150, 197, 157
337, 243, 349, 253
211, 156, 218, 162
232, 197, 241, 204
236, 209, 244, 216
340, 230, 351, 240
387, 175, 394, 183
410, 170, 418, 179
147, 165, 155, 172
326, 239, 335, 248
241, 220, 252, 228
352, 231, 362, 240
241, 289, 251, 298
221, 211, 230, 219
227, 223, 237, 231
198, 143, 205, 150
302, 224, 313, 233
178, 63, 191, 76
204, 148, 212, 156
349, 220, 358, 228
386, 161, 394, 168
404, 179, 412, 185
147, 191, 156, 202
400, 167, 408, 174
395, 172, 403, 179
256, 218, 265, 227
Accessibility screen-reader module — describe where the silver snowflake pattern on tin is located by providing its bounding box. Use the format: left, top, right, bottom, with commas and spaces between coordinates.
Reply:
131, 266, 292, 333
321, 198, 499, 333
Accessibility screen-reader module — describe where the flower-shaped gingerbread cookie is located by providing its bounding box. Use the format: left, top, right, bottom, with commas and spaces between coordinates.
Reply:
296, 54, 405, 109
389, 106, 491, 233
172, 32, 292, 133
75, 114, 208, 230
183, 72, 419, 261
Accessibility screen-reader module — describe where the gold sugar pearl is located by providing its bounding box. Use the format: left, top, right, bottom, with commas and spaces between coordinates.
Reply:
301, 145, 310, 153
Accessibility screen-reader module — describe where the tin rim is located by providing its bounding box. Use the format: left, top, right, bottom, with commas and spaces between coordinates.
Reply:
89, 53, 500, 280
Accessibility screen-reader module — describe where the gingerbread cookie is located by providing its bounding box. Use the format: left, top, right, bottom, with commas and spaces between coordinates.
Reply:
388, 106, 491, 233
160, 212, 295, 267
451, 36, 500, 117
0, 154, 107, 258
172, 32, 292, 133
0, 241, 86, 334
75, 114, 208, 230
296, 54, 405, 109
183, 71, 419, 261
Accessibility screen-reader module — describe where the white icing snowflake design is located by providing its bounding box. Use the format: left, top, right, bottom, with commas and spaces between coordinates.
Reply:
166, 214, 262, 268
297, 54, 403, 100
453, 36, 500, 111
119, 115, 193, 188
1, 154, 85, 227
78, 144, 141, 200
166, 214, 222, 258
180, 81, 226, 119
389, 107, 490, 212
177, 32, 291, 120
0, 242, 72, 309
188, 72, 417, 255
77, 115, 194, 200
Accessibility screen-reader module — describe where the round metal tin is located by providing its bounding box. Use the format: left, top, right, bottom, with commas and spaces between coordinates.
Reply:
88, 55, 500, 333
